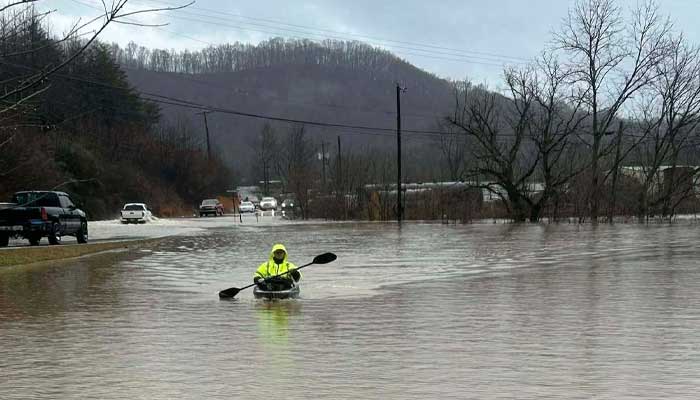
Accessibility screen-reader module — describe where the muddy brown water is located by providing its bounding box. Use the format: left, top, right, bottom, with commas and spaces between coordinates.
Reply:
2, 222, 699, 399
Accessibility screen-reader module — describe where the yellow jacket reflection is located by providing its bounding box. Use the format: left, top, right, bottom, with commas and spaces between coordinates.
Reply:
256, 301, 302, 348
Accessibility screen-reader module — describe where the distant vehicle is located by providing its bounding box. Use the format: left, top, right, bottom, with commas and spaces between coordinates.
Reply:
244, 195, 260, 208
259, 197, 278, 211
239, 201, 255, 213
120, 203, 152, 224
199, 198, 224, 217
0, 191, 88, 246
280, 198, 297, 211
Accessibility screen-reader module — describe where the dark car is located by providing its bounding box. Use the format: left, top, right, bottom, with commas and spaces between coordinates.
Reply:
0, 191, 88, 246
281, 197, 298, 211
199, 198, 224, 217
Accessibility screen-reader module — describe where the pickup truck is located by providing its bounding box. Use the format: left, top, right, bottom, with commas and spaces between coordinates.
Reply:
199, 198, 224, 217
120, 203, 152, 224
0, 191, 88, 246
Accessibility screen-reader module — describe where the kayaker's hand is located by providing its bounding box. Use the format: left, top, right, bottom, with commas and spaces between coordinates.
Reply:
290, 270, 301, 281
255, 277, 266, 287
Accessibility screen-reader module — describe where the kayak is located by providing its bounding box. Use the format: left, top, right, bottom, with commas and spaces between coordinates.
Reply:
253, 283, 300, 300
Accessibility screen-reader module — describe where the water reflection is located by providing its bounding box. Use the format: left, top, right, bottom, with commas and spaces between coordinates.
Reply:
255, 300, 302, 350
3, 222, 700, 399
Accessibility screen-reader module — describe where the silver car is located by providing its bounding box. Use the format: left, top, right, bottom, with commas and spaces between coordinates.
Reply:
259, 197, 278, 211
239, 201, 255, 213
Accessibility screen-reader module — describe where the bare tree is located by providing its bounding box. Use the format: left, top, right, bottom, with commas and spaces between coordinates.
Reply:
324, 139, 373, 220
555, 0, 672, 222
632, 35, 700, 219
437, 121, 467, 182
1, 0, 191, 121
275, 124, 315, 219
360, 146, 396, 221
249, 123, 277, 195
447, 77, 540, 222
605, 120, 625, 222
527, 54, 589, 221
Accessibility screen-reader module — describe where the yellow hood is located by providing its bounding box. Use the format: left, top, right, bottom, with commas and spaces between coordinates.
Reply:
269, 243, 288, 263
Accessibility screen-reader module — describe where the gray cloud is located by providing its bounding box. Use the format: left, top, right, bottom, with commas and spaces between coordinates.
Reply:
49, 0, 700, 85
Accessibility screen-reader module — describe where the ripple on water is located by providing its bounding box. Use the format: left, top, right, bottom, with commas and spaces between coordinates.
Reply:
2, 222, 700, 399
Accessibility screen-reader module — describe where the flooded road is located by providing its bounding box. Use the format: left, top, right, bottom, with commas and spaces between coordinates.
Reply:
2, 221, 700, 399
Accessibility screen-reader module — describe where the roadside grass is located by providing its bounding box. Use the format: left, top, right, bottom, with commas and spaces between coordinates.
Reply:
0, 239, 160, 267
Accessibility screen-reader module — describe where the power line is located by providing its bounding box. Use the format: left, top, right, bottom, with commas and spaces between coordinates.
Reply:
121, 66, 448, 121
53, 3, 697, 146
0, 60, 400, 136
2, 63, 656, 143
156, 14, 522, 67
65, 0, 489, 121
70, 0, 529, 68
7, 60, 697, 147
135, 0, 531, 63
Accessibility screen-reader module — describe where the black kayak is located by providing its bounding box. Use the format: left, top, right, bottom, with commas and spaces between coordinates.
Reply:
253, 283, 300, 300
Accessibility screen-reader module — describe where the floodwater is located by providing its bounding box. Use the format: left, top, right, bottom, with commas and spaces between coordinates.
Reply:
1, 221, 700, 399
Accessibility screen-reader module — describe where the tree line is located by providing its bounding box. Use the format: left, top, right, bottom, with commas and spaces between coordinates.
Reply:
5, 0, 699, 224
244, 0, 700, 223
0, 3, 232, 219
441, 0, 700, 222
110, 37, 423, 78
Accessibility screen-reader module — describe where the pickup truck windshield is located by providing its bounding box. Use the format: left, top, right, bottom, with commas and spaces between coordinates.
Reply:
201, 200, 218, 205
12, 192, 60, 207
124, 204, 145, 211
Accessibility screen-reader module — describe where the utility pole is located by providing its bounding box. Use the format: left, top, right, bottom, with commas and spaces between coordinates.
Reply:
196, 110, 212, 160
337, 136, 342, 190
396, 84, 406, 222
337, 136, 346, 220
321, 141, 327, 189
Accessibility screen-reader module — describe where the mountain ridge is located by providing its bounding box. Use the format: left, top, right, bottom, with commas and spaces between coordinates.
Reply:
112, 39, 454, 180
124, 52, 458, 180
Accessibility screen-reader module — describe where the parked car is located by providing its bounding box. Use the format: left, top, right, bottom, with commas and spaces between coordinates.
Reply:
199, 198, 224, 217
120, 203, 152, 224
259, 197, 278, 211
0, 191, 88, 246
239, 201, 255, 213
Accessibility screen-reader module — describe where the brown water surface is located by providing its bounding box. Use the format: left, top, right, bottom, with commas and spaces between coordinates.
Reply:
2, 222, 699, 399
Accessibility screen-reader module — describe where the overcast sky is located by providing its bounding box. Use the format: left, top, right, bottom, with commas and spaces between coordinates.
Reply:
43, 0, 700, 86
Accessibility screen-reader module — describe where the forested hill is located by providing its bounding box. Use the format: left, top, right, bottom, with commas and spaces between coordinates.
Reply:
1, 10, 234, 219
112, 38, 458, 180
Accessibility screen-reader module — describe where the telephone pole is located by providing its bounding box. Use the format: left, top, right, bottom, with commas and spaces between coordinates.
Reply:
337, 136, 346, 219
321, 141, 327, 189
337, 136, 342, 189
396, 84, 406, 223
196, 110, 212, 160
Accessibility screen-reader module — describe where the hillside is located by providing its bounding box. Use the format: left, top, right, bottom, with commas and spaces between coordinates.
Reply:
119, 39, 458, 182
0, 11, 233, 219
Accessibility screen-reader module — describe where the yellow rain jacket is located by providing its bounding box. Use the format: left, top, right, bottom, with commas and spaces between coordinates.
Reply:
254, 244, 301, 282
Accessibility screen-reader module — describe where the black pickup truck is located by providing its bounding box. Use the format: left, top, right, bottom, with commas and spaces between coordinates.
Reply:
0, 191, 88, 247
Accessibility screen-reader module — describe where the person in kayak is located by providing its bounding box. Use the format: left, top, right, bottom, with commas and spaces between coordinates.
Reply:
254, 243, 301, 291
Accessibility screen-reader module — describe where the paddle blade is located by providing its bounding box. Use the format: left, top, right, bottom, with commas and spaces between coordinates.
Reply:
218, 287, 240, 298
312, 252, 337, 264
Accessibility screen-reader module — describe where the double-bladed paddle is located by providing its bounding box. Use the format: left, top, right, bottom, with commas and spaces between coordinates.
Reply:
218, 252, 337, 299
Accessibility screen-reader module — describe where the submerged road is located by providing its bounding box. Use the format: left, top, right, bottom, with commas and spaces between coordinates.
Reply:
2, 221, 700, 399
